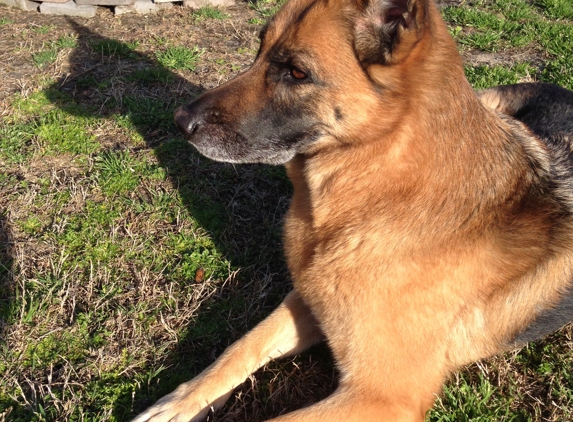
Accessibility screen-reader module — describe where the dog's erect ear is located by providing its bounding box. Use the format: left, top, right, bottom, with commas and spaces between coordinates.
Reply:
353, 0, 428, 66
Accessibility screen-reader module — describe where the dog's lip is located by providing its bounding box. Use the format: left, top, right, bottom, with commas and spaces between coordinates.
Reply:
184, 124, 298, 165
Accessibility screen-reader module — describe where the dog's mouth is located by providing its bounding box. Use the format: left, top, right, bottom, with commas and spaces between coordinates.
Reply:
174, 105, 320, 165
175, 112, 294, 165
193, 126, 301, 165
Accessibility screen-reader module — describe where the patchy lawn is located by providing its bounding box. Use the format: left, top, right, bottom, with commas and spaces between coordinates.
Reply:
0, 0, 572, 420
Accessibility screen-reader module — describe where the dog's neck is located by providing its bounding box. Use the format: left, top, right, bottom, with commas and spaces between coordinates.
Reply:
285, 4, 542, 237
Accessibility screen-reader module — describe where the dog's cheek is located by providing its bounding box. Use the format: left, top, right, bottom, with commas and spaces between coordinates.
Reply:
242, 94, 322, 147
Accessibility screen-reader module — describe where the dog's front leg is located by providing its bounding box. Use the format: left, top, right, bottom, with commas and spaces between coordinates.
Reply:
132, 290, 324, 422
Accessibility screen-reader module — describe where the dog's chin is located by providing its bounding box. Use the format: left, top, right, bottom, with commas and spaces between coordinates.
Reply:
192, 142, 297, 165
186, 125, 301, 165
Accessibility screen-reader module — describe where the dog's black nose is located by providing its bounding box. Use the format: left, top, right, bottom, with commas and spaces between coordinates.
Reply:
174, 105, 200, 138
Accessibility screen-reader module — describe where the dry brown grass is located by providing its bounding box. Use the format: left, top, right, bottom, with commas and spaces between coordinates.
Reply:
1, 0, 573, 421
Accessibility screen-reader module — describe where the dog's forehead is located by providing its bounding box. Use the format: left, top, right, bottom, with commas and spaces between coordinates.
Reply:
261, 0, 352, 51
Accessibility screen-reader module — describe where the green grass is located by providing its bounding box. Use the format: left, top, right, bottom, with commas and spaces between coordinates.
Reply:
249, 0, 287, 18
127, 66, 173, 84
94, 150, 143, 196
31, 35, 79, 68
442, 2, 534, 52
0, 21, 269, 419
91, 39, 139, 58
35, 112, 99, 155
443, 0, 573, 89
122, 95, 176, 129
7, 92, 99, 156
191, 5, 229, 20
534, 0, 573, 20
465, 63, 534, 90
1, 90, 99, 162
0, 119, 35, 164
248, 17, 266, 25
430, 373, 518, 422
155, 45, 202, 70
54, 34, 78, 50
32, 48, 58, 68
1, 1, 573, 421
31, 24, 55, 34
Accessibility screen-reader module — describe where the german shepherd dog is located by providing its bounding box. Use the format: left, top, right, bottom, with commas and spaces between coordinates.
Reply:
134, 0, 573, 419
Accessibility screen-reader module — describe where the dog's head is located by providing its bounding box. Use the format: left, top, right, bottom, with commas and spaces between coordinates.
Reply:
175, 0, 457, 164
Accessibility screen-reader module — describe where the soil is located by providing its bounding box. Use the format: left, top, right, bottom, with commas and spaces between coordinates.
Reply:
0, 0, 541, 106
0, 3, 261, 105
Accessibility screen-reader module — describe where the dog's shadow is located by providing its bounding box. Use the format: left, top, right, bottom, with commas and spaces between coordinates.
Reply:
0, 215, 13, 341
45, 19, 335, 421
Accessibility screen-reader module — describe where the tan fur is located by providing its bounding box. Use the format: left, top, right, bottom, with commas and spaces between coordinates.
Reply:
134, 0, 573, 420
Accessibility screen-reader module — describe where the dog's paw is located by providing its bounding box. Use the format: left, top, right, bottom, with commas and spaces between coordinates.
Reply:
132, 382, 215, 422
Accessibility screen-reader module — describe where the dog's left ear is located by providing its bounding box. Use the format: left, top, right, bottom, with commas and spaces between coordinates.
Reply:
353, 0, 428, 66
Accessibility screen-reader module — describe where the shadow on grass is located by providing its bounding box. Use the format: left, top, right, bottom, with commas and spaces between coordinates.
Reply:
0, 214, 14, 343
42, 18, 335, 421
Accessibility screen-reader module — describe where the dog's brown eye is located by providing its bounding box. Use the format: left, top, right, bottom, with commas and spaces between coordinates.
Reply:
290, 67, 307, 80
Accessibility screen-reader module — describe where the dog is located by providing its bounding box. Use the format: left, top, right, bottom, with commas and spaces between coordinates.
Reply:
133, 0, 573, 419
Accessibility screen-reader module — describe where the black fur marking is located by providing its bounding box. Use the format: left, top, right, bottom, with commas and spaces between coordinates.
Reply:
258, 22, 270, 41
502, 83, 573, 211
176, 70, 324, 165
334, 107, 344, 121
512, 83, 573, 137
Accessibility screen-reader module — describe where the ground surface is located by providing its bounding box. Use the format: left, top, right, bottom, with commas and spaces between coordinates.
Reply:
1, 0, 573, 421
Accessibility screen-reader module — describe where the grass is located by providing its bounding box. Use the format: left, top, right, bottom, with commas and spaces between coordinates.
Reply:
0, 0, 572, 421
534, 0, 573, 20
127, 66, 173, 84
0, 8, 278, 420
7, 90, 99, 157
91, 39, 139, 58
465, 63, 535, 90
191, 5, 229, 20
54, 34, 78, 50
31, 35, 79, 68
155, 45, 203, 70
32, 48, 58, 68
249, 0, 287, 19
31, 24, 55, 34
442, 0, 573, 89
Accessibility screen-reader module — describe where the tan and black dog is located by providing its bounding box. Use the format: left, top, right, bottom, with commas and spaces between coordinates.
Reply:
134, 0, 573, 420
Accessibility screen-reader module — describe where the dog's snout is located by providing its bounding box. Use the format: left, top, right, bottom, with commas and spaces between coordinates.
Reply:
174, 105, 200, 138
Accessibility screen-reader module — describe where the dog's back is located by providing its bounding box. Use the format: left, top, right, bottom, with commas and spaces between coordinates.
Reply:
480, 83, 573, 135
479, 83, 573, 344
480, 83, 573, 146
480, 83, 573, 198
